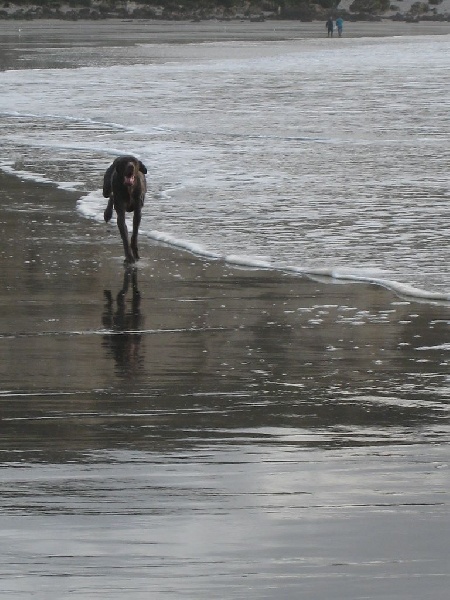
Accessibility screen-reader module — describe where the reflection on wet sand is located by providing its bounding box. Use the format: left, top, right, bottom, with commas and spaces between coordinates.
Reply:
102, 267, 144, 379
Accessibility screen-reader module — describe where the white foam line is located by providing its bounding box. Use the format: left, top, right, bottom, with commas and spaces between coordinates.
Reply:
328, 271, 450, 303
0, 110, 131, 132
1, 164, 83, 191
146, 229, 222, 260
1, 110, 330, 144
139, 229, 450, 305
416, 343, 450, 351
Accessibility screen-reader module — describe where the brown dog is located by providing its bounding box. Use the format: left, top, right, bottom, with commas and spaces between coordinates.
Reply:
103, 155, 147, 263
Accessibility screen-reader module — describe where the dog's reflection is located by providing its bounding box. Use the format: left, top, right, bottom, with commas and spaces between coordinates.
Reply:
102, 267, 144, 377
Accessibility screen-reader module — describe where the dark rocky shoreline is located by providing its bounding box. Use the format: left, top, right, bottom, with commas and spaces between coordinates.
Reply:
2, 1, 449, 22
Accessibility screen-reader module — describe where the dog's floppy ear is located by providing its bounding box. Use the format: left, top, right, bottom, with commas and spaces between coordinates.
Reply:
102, 162, 115, 198
138, 161, 148, 175
114, 157, 128, 176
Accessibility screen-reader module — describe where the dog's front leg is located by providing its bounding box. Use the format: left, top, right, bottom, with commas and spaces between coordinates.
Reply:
116, 209, 135, 263
131, 208, 141, 261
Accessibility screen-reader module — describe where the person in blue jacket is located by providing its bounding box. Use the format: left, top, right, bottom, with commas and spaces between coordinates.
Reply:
336, 17, 344, 37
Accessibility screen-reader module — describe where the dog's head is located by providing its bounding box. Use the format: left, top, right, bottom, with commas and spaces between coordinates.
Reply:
115, 156, 148, 187
103, 156, 147, 199
115, 157, 138, 187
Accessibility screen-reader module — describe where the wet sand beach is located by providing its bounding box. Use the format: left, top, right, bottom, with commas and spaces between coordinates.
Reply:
1, 19, 450, 600
1, 174, 449, 599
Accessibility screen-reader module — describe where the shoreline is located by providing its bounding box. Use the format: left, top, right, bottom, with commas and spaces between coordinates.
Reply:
1, 18, 450, 44
2, 169, 449, 313
3, 167, 449, 307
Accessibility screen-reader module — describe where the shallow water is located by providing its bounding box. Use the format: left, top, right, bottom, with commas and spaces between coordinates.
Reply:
0, 23, 449, 299
0, 22, 449, 600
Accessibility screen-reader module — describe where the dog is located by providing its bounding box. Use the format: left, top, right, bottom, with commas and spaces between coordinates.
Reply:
103, 155, 147, 263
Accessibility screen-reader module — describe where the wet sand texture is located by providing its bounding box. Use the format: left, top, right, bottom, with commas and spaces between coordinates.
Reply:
1, 172, 449, 599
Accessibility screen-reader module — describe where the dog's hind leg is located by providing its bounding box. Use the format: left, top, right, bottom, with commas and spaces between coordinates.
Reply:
116, 209, 135, 263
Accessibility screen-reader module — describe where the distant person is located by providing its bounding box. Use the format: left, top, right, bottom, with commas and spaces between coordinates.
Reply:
326, 17, 334, 38
336, 17, 344, 37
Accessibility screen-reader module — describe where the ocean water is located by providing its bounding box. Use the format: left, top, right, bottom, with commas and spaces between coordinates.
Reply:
0, 28, 449, 301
